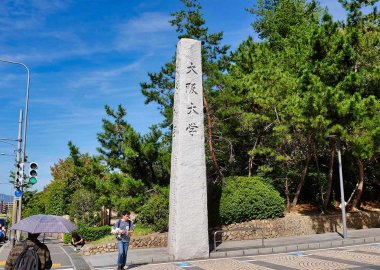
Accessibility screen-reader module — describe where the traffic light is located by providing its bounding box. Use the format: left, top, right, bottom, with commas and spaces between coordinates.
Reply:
16, 162, 24, 182
28, 162, 38, 185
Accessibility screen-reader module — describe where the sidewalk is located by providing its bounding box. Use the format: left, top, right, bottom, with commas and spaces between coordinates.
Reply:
0, 237, 91, 270
1, 228, 379, 269
84, 227, 380, 269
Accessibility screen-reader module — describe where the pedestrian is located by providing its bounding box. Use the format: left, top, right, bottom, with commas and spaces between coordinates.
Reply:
70, 232, 85, 251
0, 224, 5, 242
4, 232, 52, 270
111, 210, 134, 270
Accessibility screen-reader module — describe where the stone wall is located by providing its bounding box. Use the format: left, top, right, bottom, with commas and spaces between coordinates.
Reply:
82, 233, 167, 256
212, 210, 380, 241
82, 210, 380, 255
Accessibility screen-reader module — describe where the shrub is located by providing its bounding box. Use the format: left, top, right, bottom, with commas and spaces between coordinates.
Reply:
63, 233, 71, 244
138, 187, 169, 232
219, 176, 285, 224
64, 225, 111, 243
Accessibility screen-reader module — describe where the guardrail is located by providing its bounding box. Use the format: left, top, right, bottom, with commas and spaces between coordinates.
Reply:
213, 227, 264, 252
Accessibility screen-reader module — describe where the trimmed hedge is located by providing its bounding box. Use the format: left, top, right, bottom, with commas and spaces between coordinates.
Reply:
64, 225, 111, 243
219, 176, 285, 224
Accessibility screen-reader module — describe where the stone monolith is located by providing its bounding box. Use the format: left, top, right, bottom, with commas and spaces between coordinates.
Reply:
168, 38, 209, 260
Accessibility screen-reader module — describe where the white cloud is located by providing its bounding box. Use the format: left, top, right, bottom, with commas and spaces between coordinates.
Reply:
114, 12, 174, 51
0, 0, 70, 31
68, 60, 143, 91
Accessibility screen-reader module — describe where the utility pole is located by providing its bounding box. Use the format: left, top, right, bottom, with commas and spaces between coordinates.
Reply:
11, 110, 23, 245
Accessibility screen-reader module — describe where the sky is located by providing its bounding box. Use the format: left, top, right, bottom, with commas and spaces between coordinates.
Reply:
0, 0, 374, 194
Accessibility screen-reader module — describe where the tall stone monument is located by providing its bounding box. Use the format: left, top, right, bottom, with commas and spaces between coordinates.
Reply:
168, 38, 209, 260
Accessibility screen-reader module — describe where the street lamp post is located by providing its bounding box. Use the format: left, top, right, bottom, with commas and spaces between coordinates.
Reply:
0, 59, 30, 244
0, 59, 30, 164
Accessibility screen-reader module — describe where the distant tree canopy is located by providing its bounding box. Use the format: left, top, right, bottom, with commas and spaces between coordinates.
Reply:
23, 0, 380, 227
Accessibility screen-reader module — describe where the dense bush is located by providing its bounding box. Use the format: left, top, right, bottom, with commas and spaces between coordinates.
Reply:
219, 176, 285, 224
138, 186, 169, 232
64, 225, 111, 243
63, 233, 71, 244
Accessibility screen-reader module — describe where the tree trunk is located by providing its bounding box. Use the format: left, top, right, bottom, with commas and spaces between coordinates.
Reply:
347, 158, 365, 211
292, 136, 312, 206
323, 139, 335, 211
203, 96, 223, 180
248, 137, 260, 177
291, 155, 311, 206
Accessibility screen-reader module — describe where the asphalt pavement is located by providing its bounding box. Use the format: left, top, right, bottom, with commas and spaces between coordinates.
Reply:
0, 228, 379, 269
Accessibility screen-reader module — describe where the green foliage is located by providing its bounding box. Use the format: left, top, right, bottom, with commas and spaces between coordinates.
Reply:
33, 0, 380, 226
63, 233, 71, 244
132, 223, 154, 236
219, 176, 285, 224
69, 189, 99, 226
64, 226, 111, 243
97, 105, 170, 186
45, 179, 67, 216
22, 190, 46, 217
138, 187, 169, 232
96, 173, 146, 213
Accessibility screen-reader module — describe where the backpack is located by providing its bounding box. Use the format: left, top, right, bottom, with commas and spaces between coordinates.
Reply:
13, 241, 40, 270
115, 219, 131, 240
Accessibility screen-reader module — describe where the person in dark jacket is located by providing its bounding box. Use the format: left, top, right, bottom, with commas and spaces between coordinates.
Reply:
5, 233, 52, 270
70, 232, 85, 251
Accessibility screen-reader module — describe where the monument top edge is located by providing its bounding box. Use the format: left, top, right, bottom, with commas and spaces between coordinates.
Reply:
178, 38, 201, 44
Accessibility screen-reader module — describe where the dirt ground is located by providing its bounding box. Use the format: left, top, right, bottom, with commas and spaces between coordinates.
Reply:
287, 201, 380, 215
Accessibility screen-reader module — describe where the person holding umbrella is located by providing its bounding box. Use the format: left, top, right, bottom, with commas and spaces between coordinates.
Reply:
7, 214, 77, 270
4, 232, 52, 270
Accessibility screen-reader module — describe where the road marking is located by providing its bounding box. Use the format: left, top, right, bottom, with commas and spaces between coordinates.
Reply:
310, 254, 376, 267
289, 251, 307, 257
176, 262, 190, 267
52, 262, 62, 267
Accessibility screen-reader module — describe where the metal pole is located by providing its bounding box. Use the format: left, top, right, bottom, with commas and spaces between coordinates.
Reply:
0, 59, 30, 241
11, 110, 23, 245
336, 139, 347, 238
0, 59, 30, 164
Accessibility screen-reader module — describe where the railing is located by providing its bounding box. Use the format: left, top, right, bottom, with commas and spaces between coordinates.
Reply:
213, 227, 264, 252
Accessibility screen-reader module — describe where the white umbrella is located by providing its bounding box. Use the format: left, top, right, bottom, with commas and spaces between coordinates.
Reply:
10, 214, 76, 233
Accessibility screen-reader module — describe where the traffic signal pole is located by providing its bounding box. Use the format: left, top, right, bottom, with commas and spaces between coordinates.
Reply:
11, 109, 23, 245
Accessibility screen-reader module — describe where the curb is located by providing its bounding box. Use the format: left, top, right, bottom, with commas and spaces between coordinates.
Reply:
209, 235, 380, 259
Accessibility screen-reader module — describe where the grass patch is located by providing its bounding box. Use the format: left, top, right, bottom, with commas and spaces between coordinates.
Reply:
90, 223, 154, 245
133, 223, 154, 236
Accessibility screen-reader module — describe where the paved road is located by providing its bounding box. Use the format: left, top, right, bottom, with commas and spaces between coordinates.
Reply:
1, 229, 380, 269
94, 243, 380, 270
0, 238, 90, 270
